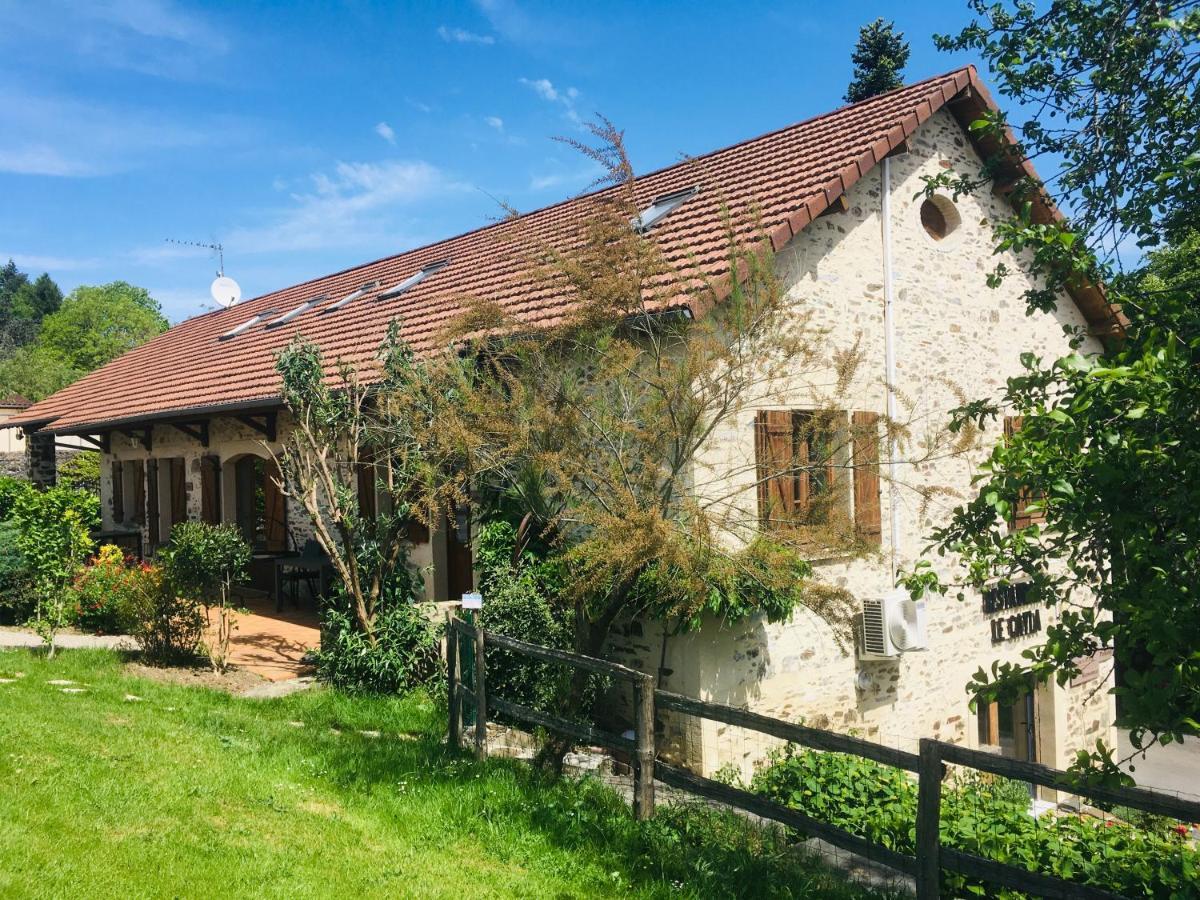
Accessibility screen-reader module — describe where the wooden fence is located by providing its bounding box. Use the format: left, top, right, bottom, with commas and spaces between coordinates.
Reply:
446, 615, 1200, 899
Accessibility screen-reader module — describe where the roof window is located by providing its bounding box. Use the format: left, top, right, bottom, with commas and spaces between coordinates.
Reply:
632, 186, 699, 233
266, 295, 327, 329
378, 260, 449, 300
218, 310, 278, 341
322, 281, 380, 314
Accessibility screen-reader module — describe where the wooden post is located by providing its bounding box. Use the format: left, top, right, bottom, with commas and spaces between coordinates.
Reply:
446, 614, 461, 750
915, 739, 943, 900
633, 674, 656, 820
473, 622, 487, 761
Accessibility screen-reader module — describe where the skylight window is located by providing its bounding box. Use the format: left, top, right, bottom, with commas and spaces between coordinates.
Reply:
267, 295, 327, 328
632, 186, 700, 233
322, 281, 380, 314
218, 310, 277, 341
378, 260, 449, 300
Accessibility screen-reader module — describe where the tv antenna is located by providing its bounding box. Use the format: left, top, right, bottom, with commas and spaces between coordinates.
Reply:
165, 238, 241, 308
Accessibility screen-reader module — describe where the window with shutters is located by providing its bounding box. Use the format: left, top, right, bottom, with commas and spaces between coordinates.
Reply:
111, 462, 124, 524
200, 455, 221, 525
755, 409, 881, 543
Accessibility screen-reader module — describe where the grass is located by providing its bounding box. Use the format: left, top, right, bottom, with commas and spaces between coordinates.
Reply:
0, 648, 896, 899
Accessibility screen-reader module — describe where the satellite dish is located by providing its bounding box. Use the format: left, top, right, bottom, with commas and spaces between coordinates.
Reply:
211, 275, 242, 307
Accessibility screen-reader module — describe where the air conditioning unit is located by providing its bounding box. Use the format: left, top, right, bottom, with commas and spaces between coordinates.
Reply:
859, 590, 928, 659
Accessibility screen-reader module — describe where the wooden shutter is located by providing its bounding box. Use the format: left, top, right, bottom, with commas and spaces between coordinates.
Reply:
170, 458, 188, 533
146, 460, 160, 547
263, 458, 287, 551
755, 410, 796, 528
111, 462, 124, 524
200, 456, 221, 525
356, 462, 377, 520
852, 411, 882, 543
131, 460, 145, 526
1003, 416, 1033, 529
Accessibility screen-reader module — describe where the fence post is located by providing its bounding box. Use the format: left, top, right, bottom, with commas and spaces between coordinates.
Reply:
633, 674, 656, 820
915, 738, 943, 900
446, 613, 461, 750
474, 622, 488, 761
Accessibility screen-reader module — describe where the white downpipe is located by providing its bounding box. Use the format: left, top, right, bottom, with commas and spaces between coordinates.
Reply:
880, 156, 903, 576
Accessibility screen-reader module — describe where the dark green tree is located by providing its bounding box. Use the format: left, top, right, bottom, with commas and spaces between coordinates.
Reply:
844, 18, 910, 103
908, 2, 1200, 776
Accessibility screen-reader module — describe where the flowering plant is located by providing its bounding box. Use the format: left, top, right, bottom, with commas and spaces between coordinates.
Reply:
71, 545, 157, 635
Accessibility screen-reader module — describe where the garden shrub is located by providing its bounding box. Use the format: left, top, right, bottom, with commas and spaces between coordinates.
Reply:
475, 519, 577, 713
57, 452, 101, 495
70, 544, 147, 634
0, 521, 33, 625
750, 744, 1200, 898
125, 563, 205, 665
317, 591, 440, 693
158, 522, 251, 672
0, 476, 30, 520
9, 485, 99, 656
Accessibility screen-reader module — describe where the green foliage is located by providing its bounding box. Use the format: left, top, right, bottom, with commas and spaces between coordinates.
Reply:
752, 745, 1200, 897
57, 452, 100, 495
0, 520, 33, 624
0, 279, 168, 401
0, 475, 30, 520
844, 18, 910, 103
0, 261, 61, 354
124, 563, 205, 665
158, 522, 251, 604
475, 519, 576, 712
70, 544, 151, 634
316, 591, 440, 693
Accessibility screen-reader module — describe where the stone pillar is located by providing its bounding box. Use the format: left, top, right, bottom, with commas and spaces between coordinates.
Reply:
26, 431, 56, 488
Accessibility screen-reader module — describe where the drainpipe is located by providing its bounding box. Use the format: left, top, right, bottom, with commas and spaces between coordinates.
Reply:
880, 156, 903, 577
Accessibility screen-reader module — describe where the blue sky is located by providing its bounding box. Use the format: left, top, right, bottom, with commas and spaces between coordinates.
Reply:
0, 1, 990, 323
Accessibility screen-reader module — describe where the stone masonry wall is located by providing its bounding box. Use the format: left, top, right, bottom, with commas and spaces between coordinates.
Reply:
608, 107, 1117, 779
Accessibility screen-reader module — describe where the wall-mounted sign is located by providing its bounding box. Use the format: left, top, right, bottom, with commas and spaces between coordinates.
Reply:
982, 582, 1043, 644
461, 591, 483, 610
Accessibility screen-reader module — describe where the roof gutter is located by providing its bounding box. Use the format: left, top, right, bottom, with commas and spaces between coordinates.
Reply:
20, 395, 284, 437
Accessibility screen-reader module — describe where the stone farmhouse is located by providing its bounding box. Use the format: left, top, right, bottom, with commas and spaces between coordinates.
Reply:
10, 67, 1121, 775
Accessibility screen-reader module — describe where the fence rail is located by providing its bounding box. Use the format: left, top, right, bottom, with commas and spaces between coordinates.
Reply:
445, 615, 1200, 899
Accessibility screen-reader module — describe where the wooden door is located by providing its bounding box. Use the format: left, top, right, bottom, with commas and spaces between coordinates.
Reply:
446, 508, 473, 600
200, 456, 221, 525
169, 458, 187, 535
262, 457, 287, 552
146, 459, 160, 548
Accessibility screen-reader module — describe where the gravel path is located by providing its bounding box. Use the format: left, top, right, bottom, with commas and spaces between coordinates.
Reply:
0, 628, 138, 651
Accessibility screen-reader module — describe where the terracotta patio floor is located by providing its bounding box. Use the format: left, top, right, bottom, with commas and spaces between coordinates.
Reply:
212, 593, 320, 682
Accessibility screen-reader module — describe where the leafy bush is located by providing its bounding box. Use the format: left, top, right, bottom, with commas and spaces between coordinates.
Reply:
158, 522, 251, 672
57, 452, 100, 495
70, 544, 147, 634
475, 519, 576, 712
317, 592, 440, 693
0, 476, 30, 520
0, 521, 33, 624
125, 564, 205, 665
9, 485, 99, 656
750, 744, 1200, 898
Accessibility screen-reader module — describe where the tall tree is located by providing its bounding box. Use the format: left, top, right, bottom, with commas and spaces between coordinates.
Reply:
844, 18, 911, 103
910, 1, 1200, 776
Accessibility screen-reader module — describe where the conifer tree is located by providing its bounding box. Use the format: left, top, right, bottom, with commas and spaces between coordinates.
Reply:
844, 18, 910, 103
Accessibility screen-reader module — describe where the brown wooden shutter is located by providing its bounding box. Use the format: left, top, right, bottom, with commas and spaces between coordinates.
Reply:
1003, 416, 1033, 529
852, 411, 882, 543
200, 456, 221, 525
755, 410, 796, 528
356, 462, 377, 520
146, 460, 160, 547
263, 458, 287, 551
131, 460, 145, 526
111, 462, 124, 524
169, 458, 188, 534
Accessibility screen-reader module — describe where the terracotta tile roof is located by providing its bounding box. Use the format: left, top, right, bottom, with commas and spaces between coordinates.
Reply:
12, 66, 1115, 435
0, 394, 31, 409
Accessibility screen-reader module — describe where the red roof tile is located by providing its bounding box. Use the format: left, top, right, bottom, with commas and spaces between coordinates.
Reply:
12, 67, 1116, 435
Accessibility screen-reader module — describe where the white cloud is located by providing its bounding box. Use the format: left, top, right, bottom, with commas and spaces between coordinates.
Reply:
519, 77, 582, 125
406, 97, 433, 114
485, 116, 504, 131
375, 121, 396, 144
227, 159, 470, 254
437, 24, 495, 44
0, 87, 241, 177
0, 252, 101, 272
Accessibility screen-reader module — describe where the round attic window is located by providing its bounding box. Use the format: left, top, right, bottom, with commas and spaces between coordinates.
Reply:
919, 195, 962, 242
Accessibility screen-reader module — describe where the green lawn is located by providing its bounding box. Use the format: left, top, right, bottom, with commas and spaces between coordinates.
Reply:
0, 649, 892, 899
